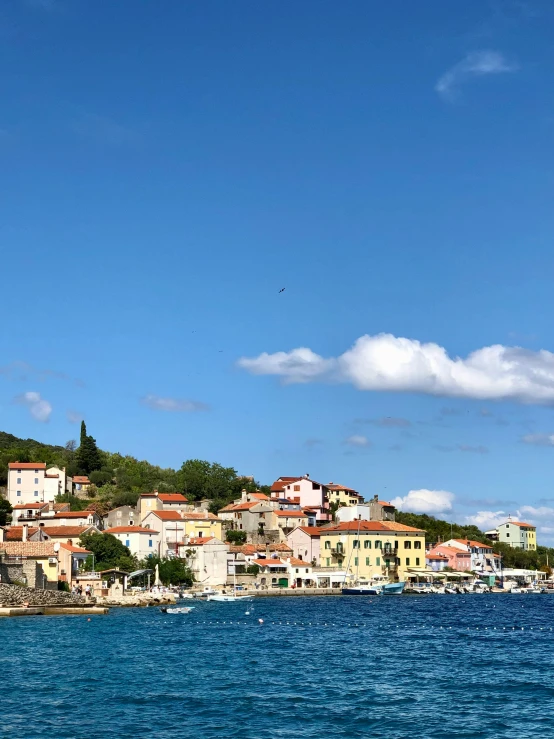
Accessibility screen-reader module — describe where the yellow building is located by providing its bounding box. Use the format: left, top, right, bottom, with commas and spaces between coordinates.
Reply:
181, 512, 223, 541
319, 521, 425, 582
326, 483, 363, 507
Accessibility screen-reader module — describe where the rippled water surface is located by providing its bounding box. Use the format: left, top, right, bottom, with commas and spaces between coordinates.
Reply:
2, 594, 554, 738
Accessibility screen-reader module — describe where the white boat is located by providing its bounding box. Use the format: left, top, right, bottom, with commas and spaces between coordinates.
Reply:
194, 586, 221, 599
160, 606, 195, 614
207, 593, 254, 602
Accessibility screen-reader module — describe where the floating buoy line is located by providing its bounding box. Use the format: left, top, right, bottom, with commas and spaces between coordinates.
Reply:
177, 621, 553, 631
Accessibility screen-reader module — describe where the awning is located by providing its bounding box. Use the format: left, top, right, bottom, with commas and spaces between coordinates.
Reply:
127, 569, 154, 579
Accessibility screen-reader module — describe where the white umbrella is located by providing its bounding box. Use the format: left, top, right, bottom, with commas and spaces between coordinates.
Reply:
154, 564, 161, 587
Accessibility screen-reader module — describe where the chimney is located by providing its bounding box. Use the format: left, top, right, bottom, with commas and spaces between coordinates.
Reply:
265, 542, 270, 559
241, 489, 247, 502
22, 524, 28, 542
373, 494, 378, 502
68, 539, 73, 546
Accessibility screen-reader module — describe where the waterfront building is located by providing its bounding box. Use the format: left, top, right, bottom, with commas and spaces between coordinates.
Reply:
442, 539, 501, 574
426, 553, 449, 571
107, 526, 160, 559
493, 521, 537, 551
286, 525, 322, 563
319, 521, 426, 582
269, 474, 332, 523
426, 545, 472, 571
179, 536, 228, 586
0, 540, 91, 588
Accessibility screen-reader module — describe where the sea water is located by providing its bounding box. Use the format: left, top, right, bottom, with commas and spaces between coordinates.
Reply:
1, 594, 553, 738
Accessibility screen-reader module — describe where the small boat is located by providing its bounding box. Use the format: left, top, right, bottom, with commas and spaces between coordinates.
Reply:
383, 581, 406, 595
194, 587, 221, 599
160, 606, 195, 614
207, 593, 255, 602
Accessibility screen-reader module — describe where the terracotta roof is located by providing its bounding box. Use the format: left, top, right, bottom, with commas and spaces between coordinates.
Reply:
252, 558, 286, 567
274, 510, 307, 518
287, 557, 310, 567
40, 526, 95, 537
377, 501, 394, 506
54, 511, 96, 519
270, 477, 302, 492
228, 543, 292, 554
250, 492, 270, 501
158, 494, 188, 503
12, 503, 48, 510
296, 526, 324, 537
146, 510, 182, 521
107, 526, 159, 535
73, 476, 90, 484
426, 554, 449, 560
430, 546, 471, 556
327, 483, 359, 493
0, 541, 56, 556
59, 543, 92, 554
8, 462, 46, 469
453, 539, 493, 550
183, 537, 215, 546
44, 473, 59, 478
322, 521, 425, 533
6, 526, 40, 540
181, 512, 220, 520
220, 502, 260, 512
53, 503, 70, 512
508, 521, 535, 529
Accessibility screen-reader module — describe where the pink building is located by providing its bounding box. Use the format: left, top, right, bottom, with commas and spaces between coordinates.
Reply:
286, 526, 322, 563
426, 544, 472, 571
270, 475, 331, 523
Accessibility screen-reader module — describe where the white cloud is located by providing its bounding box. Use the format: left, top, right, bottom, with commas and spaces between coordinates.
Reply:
463, 510, 508, 530
518, 505, 554, 520
66, 410, 83, 424
14, 391, 52, 422
391, 489, 454, 515
141, 394, 209, 413
522, 433, 554, 446
238, 332, 554, 406
435, 50, 517, 100
345, 434, 370, 448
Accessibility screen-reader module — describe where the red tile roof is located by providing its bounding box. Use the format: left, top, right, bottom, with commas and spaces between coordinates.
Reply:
41, 526, 96, 537
158, 493, 188, 503
6, 526, 40, 540
220, 501, 261, 512
59, 543, 92, 554
322, 521, 425, 533
146, 510, 183, 521
509, 521, 535, 529
54, 511, 96, 519
44, 473, 59, 478
453, 539, 493, 550
426, 554, 449, 560
274, 510, 307, 518
327, 483, 359, 493
270, 477, 302, 492
287, 557, 310, 567
181, 512, 220, 520
53, 503, 70, 512
183, 537, 215, 546
13, 503, 48, 510
8, 462, 46, 469
0, 541, 56, 556
73, 476, 90, 484
252, 558, 286, 567
107, 526, 159, 535
296, 526, 324, 536
377, 501, 394, 506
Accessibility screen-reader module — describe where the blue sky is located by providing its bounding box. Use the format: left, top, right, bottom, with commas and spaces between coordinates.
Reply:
2, 0, 554, 537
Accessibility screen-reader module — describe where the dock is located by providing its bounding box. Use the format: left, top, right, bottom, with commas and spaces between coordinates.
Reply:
0, 606, 109, 617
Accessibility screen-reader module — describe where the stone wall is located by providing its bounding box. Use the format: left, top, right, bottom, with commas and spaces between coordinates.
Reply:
247, 530, 282, 546
0, 561, 44, 588
0, 584, 85, 606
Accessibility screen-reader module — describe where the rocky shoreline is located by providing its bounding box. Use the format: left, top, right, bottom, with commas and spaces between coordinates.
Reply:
0, 584, 86, 607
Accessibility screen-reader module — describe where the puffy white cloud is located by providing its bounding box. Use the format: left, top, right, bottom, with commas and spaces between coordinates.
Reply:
141, 394, 209, 412
391, 489, 454, 515
14, 391, 52, 422
463, 510, 508, 530
238, 332, 554, 406
522, 434, 554, 447
518, 505, 554, 520
345, 435, 370, 448
435, 50, 517, 100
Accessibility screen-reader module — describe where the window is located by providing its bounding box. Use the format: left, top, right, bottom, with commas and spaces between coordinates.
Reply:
296, 569, 299, 573
364, 540, 371, 549
416, 558, 420, 566
17, 478, 21, 484
129, 521, 134, 526
326, 557, 330, 566
353, 539, 360, 549
414, 540, 421, 550
34, 469, 38, 473
34, 491, 38, 497
17, 469, 21, 473
336, 543, 344, 554
325, 540, 331, 549
354, 557, 358, 566
198, 532, 203, 538
506, 533, 510, 537
149, 540, 153, 548
365, 557, 370, 566
404, 541, 412, 549
125, 540, 130, 547
406, 558, 410, 566
376, 557, 380, 566
34, 478, 39, 485
294, 485, 300, 492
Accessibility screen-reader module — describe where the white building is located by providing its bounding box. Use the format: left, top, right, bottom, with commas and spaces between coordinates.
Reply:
7, 463, 72, 506
270, 475, 332, 523
142, 510, 184, 557
179, 536, 228, 586
336, 504, 370, 523
107, 526, 160, 559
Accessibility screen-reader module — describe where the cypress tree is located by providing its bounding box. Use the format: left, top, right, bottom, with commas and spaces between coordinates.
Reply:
76, 421, 102, 474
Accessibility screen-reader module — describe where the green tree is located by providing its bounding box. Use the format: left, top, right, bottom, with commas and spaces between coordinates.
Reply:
246, 564, 260, 576
55, 493, 90, 511
0, 498, 12, 526
142, 555, 193, 585
226, 530, 247, 545
76, 421, 102, 474
79, 532, 136, 571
